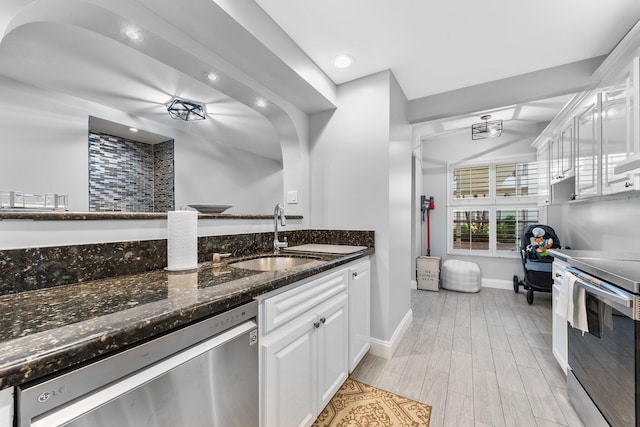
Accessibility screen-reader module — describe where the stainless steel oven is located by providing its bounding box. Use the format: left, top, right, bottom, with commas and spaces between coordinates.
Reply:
566, 258, 640, 427
16, 301, 258, 427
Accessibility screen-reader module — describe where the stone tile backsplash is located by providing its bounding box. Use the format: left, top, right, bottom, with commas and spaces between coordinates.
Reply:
0, 230, 374, 295
88, 133, 174, 212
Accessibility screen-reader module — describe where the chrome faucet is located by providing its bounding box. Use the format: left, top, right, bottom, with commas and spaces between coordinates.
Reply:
273, 203, 288, 254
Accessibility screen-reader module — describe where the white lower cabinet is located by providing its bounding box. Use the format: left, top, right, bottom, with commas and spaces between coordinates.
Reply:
260, 268, 351, 427
348, 259, 371, 373
0, 387, 12, 427
551, 259, 568, 374
262, 311, 318, 427
316, 295, 349, 409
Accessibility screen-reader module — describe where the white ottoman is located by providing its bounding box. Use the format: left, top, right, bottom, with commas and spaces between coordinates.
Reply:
441, 259, 482, 293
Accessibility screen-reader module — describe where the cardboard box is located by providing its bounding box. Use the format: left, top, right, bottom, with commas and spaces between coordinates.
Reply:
417, 256, 441, 291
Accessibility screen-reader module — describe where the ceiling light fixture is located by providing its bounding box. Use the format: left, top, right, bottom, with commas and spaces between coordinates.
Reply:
334, 54, 353, 68
129, 127, 139, 133
166, 98, 206, 121
471, 114, 503, 140
207, 72, 218, 81
255, 98, 268, 108
124, 28, 142, 40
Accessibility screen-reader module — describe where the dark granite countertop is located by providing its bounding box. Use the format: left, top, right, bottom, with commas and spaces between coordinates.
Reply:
0, 248, 373, 390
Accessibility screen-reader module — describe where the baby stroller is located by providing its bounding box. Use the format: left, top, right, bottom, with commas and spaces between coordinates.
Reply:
513, 224, 560, 305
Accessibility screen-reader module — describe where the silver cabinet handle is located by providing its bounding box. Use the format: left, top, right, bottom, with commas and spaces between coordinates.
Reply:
314, 321, 321, 329
555, 273, 562, 278
352, 272, 358, 278
320, 317, 326, 324
625, 181, 634, 188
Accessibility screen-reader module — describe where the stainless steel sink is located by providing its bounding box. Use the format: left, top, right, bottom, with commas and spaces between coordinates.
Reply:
229, 256, 316, 271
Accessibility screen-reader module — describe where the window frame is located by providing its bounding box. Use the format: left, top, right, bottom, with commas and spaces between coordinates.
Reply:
447, 155, 539, 258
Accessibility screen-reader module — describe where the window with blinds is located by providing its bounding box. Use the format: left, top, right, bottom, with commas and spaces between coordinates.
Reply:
496, 208, 539, 251
452, 166, 489, 199
452, 209, 490, 251
495, 162, 538, 198
449, 158, 539, 256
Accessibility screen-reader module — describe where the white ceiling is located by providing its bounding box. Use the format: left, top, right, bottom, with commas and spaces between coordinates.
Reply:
413, 93, 575, 139
255, 0, 640, 101
2, 0, 639, 152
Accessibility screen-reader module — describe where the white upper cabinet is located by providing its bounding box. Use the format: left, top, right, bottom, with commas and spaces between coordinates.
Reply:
601, 59, 639, 193
534, 20, 640, 202
559, 120, 575, 181
536, 142, 550, 205
549, 119, 575, 184
575, 97, 600, 197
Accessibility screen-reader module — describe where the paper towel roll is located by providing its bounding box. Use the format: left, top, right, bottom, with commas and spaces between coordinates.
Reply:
167, 210, 198, 271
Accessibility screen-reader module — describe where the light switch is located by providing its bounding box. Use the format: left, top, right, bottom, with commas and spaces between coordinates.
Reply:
287, 190, 298, 204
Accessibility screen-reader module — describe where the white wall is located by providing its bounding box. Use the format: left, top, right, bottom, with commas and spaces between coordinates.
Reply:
309, 70, 412, 344
420, 122, 543, 284
0, 217, 305, 250
0, 76, 284, 214
547, 195, 640, 252
388, 74, 412, 335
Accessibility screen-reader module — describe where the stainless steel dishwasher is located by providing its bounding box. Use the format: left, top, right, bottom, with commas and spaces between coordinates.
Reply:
16, 301, 258, 427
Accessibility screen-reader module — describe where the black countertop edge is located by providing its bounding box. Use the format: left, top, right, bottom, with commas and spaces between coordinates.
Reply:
0, 212, 304, 221
0, 248, 373, 390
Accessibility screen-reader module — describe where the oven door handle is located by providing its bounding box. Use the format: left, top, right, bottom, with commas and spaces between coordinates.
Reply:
567, 269, 634, 308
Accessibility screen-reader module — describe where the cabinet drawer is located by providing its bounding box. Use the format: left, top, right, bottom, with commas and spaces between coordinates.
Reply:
552, 263, 564, 282
349, 259, 370, 281
262, 269, 347, 334
552, 260, 568, 285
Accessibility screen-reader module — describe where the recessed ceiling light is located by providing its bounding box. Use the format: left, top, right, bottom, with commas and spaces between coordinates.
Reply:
124, 28, 142, 40
207, 72, 218, 81
255, 98, 267, 108
129, 127, 138, 133
334, 54, 353, 69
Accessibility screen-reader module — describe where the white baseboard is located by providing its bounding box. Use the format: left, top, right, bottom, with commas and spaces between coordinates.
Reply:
481, 278, 512, 290
410, 280, 417, 290
369, 308, 413, 359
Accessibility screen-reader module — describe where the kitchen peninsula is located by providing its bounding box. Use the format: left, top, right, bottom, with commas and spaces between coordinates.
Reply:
0, 225, 373, 426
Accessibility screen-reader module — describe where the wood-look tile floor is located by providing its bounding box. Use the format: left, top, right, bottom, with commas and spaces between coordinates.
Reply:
350, 288, 584, 427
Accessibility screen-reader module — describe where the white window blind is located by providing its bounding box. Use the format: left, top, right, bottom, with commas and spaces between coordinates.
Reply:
451, 209, 489, 251
452, 166, 489, 199
495, 162, 538, 198
496, 208, 539, 251
449, 158, 539, 256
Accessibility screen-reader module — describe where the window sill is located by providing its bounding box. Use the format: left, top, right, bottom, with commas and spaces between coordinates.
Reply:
448, 250, 520, 259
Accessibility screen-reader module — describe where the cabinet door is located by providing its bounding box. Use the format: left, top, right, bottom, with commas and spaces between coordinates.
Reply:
549, 138, 560, 182
602, 68, 637, 193
537, 143, 550, 205
348, 261, 371, 372
262, 313, 318, 427
317, 294, 349, 410
560, 120, 574, 179
576, 101, 599, 197
551, 260, 568, 374
0, 388, 12, 427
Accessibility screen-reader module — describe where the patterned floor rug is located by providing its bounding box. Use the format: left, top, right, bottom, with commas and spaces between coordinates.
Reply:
311, 377, 432, 427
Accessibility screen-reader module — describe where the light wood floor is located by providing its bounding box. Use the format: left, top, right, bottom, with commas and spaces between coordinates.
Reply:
350, 287, 584, 427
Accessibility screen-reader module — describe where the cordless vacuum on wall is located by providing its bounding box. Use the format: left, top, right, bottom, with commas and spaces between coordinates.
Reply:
421, 195, 435, 256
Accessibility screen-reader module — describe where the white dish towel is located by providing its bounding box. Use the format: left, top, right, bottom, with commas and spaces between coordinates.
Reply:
555, 275, 569, 317
565, 272, 589, 333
